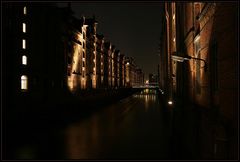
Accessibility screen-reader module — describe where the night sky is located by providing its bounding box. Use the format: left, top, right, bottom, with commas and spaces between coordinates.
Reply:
58, 2, 164, 78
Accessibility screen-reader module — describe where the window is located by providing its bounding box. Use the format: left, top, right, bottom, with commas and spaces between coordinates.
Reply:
24, 6, 27, 15
22, 55, 27, 65
21, 75, 28, 90
23, 23, 26, 33
22, 39, 26, 49
194, 35, 201, 94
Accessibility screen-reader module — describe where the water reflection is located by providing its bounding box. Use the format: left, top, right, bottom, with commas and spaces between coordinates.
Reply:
9, 88, 166, 160
133, 89, 157, 112
133, 94, 156, 102
64, 90, 160, 159
65, 105, 119, 159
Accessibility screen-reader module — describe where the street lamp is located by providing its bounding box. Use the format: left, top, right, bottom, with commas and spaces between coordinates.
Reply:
168, 100, 173, 105
171, 52, 208, 72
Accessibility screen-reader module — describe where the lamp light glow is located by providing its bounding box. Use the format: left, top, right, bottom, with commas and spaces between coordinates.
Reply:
168, 101, 173, 105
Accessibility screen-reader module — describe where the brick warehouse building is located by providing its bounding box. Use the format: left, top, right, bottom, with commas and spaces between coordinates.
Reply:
159, 2, 238, 159
2, 3, 71, 109
2, 2, 142, 107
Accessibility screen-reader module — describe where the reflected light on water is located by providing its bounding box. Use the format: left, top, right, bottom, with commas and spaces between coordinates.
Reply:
65, 108, 117, 159
66, 123, 89, 159
133, 89, 157, 112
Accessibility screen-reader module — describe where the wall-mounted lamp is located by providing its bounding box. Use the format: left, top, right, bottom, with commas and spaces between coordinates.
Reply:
171, 52, 208, 72
168, 100, 173, 105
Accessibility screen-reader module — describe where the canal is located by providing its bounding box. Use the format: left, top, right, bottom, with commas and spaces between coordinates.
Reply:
6, 89, 175, 160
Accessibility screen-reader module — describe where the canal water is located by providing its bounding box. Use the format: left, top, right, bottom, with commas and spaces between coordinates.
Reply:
6, 89, 175, 160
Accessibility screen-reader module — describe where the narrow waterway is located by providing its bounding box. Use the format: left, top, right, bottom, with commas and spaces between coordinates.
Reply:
7, 89, 174, 160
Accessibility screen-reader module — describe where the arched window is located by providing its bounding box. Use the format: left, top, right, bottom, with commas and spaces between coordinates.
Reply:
194, 35, 201, 94
24, 6, 27, 15
21, 75, 28, 90
22, 55, 27, 65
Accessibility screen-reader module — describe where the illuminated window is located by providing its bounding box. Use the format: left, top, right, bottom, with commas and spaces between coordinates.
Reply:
23, 23, 26, 33
22, 55, 27, 65
24, 6, 27, 15
194, 35, 201, 94
21, 75, 28, 90
22, 39, 26, 49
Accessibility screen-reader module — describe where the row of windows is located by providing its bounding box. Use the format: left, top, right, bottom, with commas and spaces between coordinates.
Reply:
21, 6, 28, 91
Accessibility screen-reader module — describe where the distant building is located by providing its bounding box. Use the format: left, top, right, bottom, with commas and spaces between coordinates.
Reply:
149, 74, 158, 83
103, 42, 111, 88
134, 68, 144, 86
119, 54, 125, 87
2, 2, 142, 113
66, 16, 88, 92
110, 45, 116, 88
85, 17, 98, 89
96, 34, 104, 88
125, 57, 132, 87
124, 57, 141, 87
114, 50, 120, 88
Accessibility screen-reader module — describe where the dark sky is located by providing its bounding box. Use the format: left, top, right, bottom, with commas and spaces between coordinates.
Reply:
58, 2, 164, 78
